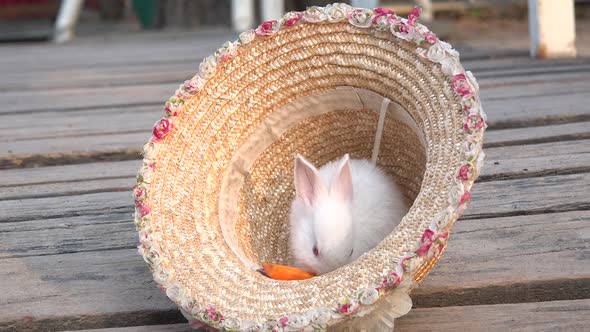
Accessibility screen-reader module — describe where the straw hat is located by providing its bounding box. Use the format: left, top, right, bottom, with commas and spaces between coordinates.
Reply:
133, 3, 486, 331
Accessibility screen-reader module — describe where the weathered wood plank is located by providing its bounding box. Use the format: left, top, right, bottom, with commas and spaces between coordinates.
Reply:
0, 32, 569, 74
484, 121, 590, 147
1, 165, 589, 223
1, 94, 588, 162
70, 323, 194, 332
0, 131, 148, 159
2, 165, 589, 258
2, 138, 589, 200
413, 210, 590, 306
397, 299, 590, 332
0, 83, 172, 114
1, 210, 587, 330
1, 60, 588, 115
69, 299, 590, 332
483, 91, 590, 128
0, 160, 139, 187
466, 172, 590, 219
0, 61, 193, 91
1, 53, 587, 91
0, 191, 131, 223
0, 177, 134, 200
0, 249, 180, 331
0, 213, 134, 258
480, 139, 590, 181
0, 30, 235, 73
0, 105, 157, 151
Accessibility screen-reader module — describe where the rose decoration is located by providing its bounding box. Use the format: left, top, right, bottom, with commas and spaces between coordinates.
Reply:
255, 20, 278, 35
152, 118, 171, 141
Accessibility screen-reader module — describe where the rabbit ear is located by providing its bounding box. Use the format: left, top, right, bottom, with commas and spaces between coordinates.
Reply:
330, 154, 353, 203
294, 155, 326, 208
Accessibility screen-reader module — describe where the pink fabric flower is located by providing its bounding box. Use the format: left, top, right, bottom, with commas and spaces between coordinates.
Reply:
164, 103, 177, 117
462, 95, 477, 111
220, 53, 233, 62
460, 191, 471, 205
176, 81, 196, 98
380, 271, 401, 290
417, 229, 449, 257
339, 303, 352, 314
152, 118, 171, 141
283, 12, 302, 26
425, 31, 437, 44
206, 307, 222, 321
133, 185, 145, 200
255, 20, 277, 35
464, 114, 485, 132
135, 201, 151, 217
372, 7, 395, 23
347, 8, 374, 28
397, 21, 410, 34
416, 228, 436, 257
458, 164, 471, 181
452, 73, 473, 97
279, 316, 289, 327
407, 6, 421, 25
432, 232, 448, 256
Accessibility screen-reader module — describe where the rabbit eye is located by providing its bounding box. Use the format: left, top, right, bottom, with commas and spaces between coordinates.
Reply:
313, 245, 319, 257
349, 249, 354, 257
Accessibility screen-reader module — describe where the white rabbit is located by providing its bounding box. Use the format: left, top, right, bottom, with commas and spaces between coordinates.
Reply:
289, 154, 408, 275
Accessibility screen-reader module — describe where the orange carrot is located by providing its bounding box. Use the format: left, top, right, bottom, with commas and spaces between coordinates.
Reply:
261, 263, 316, 280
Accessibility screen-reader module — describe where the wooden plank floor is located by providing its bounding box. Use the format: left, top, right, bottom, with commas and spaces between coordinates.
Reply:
0, 29, 589, 331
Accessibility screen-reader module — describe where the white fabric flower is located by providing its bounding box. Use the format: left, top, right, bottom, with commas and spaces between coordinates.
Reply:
284, 314, 310, 331
325, 3, 351, 22
447, 180, 465, 209
439, 40, 459, 57
165, 281, 182, 302
143, 141, 160, 160
348, 8, 373, 28
441, 56, 462, 76
303, 6, 328, 23
177, 286, 195, 311
431, 209, 452, 230
199, 55, 217, 80
305, 307, 331, 324
153, 265, 169, 285
223, 317, 242, 331
239, 29, 256, 44
464, 138, 481, 160
216, 41, 238, 61
426, 41, 447, 63
360, 286, 380, 305
240, 320, 262, 332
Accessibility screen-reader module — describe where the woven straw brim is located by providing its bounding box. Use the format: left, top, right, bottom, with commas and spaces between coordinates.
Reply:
146, 21, 464, 322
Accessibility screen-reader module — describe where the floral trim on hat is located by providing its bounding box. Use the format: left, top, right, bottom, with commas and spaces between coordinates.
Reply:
134, 3, 486, 331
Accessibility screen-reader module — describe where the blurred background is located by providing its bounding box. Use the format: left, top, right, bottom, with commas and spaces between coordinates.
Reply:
0, 0, 588, 56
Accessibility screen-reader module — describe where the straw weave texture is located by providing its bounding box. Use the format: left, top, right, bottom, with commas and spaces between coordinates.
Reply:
145, 21, 463, 322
